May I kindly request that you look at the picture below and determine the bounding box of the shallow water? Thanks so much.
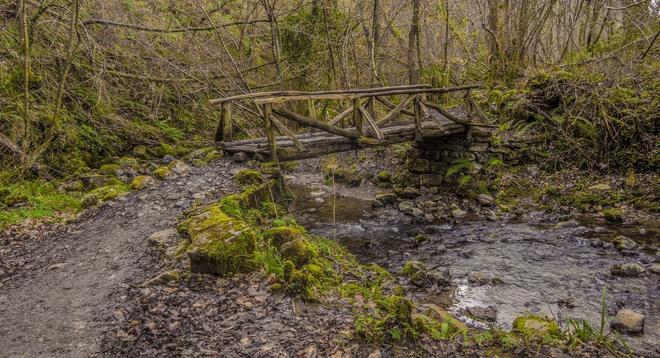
[289,183,659,353]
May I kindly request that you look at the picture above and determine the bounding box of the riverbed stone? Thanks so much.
[233,152,248,162]
[420,174,444,186]
[613,236,639,254]
[398,201,415,214]
[374,192,397,205]
[477,194,494,206]
[610,309,645,334]
[467,306,497,322]
[650,263,660,275]
[610,263,645,277]
[467,271,490,286]
[451,207,468,219]
[401,187,421,199]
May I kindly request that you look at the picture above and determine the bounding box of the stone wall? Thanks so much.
[406,126,538,186]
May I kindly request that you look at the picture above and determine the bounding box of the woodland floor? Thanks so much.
[0,159,239,357]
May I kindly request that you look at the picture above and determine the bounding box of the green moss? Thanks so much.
[513,315,561,342]
[280,238,319,266]
[117,156,140,170]
[355,295,417,343]
[0,181,82,229]
[375,171,392,188]
[131,175,154,190]
[401,260,425,277]
[264,226,304,247]
[99,163,120,175]
[601,207,624,222]
[153,166,171,180]
[234,169,264,186]
[81,184,129,207]
[181,205,257,276]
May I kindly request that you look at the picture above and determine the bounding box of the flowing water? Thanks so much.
[288,183,659,353]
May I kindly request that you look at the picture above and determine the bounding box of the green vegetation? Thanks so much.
[0,180,81,229]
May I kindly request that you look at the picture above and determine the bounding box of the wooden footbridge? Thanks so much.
[210,84,487,163]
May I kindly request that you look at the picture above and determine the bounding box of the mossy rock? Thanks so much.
[375,171,392,188]
[182,205,257,276]
[117,156,140,171]
[81,184,128,207]
[280,238,318,267]
[512,315,560,340]
[148,143,177,157]
[153,166,172,180]
[132,145,149,159]
[401,260,426,277]
[234,169,264,186]
[601,208,624,223]
[187,147,222,167]
[131,175,156,190]
[264,226,304,248]
[99,163,120,175]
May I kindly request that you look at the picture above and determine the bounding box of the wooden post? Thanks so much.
[352,97,362,137]
[367,97,375,120]
[414,95,422,141]
[263,103,278,164]
[215,102,233,142]
[306,99,315,119]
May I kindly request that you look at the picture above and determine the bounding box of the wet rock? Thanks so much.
[513,315,560,339]
[401,187,421,199]
[418,304,468,333]
[398,201,415,214]
[477,194,494,206]
[162,155,175,164]
[467,271,490,286]
[142,271,178,287]
[233,152,248,162]
[314,197,325,204]
[169,160,191,176]
[613,236,639,255]
[650,263,660,275]
[555,219,579,229]
[374,192,397,206]
[467,306,497,322]
[298,345,317,358]
[610,263,645,277]
[367,350,382,358]
[610,309,645,334]
[451,207,468,219]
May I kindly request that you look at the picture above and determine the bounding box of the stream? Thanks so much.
[288,182,659,353]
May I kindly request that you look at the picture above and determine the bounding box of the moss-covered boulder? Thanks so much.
[81,184,128,207]
[513,315,560,340]
[601,208,624,223]
[132,145,149,159]
[234,169,264,186]
[153,166,171,180]
[264,226,304,248]
[131,175,156,190]
[181,205,257,276]
[186,147,222,167]
[375,171,392,188]
[280,238,318,266]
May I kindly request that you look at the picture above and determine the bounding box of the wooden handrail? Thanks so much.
[209,84,434,104]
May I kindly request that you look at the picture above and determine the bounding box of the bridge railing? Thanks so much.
[208,84,486,163]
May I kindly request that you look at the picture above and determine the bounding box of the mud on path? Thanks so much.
[0,159,239,358]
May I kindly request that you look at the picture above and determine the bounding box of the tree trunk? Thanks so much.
[262,0,286,90]
[408,0,421,84]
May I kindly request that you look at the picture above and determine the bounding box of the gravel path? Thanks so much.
[0,159,239,358]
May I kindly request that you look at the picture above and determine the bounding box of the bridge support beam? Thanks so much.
[262,103,279,165]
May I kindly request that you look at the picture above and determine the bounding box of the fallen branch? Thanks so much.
[82,18,269,33]
[0,132,53,180]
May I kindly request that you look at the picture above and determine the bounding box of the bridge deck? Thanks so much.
[220,110,465,161]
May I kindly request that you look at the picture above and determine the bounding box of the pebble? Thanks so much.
[610,309,645,334]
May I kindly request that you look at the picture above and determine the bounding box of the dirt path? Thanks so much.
[0,159,239,358]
